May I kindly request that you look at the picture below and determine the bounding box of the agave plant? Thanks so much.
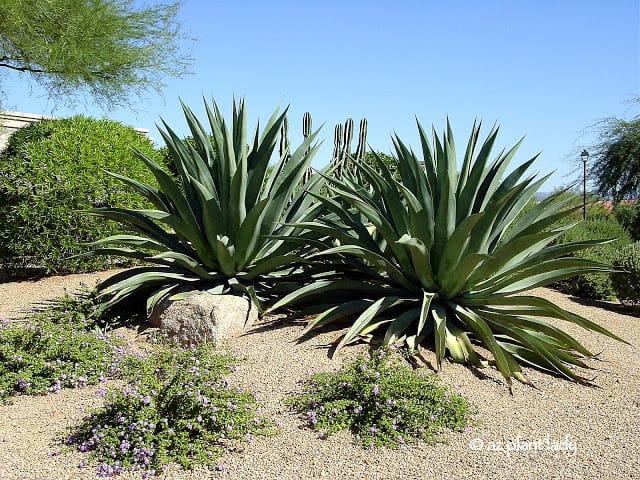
[271,120,627,388]
[85,98,324,317]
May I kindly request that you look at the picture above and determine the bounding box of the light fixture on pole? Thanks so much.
[580,149,589,220]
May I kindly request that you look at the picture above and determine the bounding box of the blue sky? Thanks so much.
[3,0,639,191]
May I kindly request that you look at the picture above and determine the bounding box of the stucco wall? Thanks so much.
[0,111,54,151]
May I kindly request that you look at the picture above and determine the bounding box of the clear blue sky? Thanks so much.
[3,0,639,191]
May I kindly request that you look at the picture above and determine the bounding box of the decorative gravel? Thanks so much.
[0,272,638,479]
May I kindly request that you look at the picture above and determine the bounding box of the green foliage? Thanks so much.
[613,201,640,241]
[272,119,626,387]
[0,296,129,402]
[0,0,191,108]
[554,217,632,300]
[363,151,398,180]
[287,348,470,447]
[611,243,640,308]
[67,344,273,477]
[0,115,161,275]
[588,112,640,202]
[157,135,217,178]
[87,98,325,318]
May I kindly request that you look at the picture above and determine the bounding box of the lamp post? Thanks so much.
[580,149,589,220]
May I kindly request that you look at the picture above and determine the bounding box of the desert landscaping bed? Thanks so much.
[0,272,638,480]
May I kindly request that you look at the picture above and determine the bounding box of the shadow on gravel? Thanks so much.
[563,293,640,318]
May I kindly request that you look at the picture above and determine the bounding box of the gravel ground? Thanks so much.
[0,271,639,480]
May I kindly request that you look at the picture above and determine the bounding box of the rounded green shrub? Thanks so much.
[611,243,640,308]
[555,216,632,300]
[613,202,640,241]
[0,115,161,276]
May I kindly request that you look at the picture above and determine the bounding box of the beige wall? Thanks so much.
[0,110,149,151]
[0,111,54,151]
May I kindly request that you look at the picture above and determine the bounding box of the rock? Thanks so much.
[149,293,257,346]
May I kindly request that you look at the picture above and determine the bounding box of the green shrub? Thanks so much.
[0,115,161,276]
[67,344,274,476]
[0,295,130,402]
[611,243,640,308]
[555,217,632,300]
[613,202,640,241]
[287,348,470,448]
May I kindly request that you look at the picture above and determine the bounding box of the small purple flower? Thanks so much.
[372,384,379,395]
[16,377,30,390]
[369,427,377,434]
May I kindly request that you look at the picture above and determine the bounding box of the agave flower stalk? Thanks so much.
[84,98,325,318]
[271,119,627,388]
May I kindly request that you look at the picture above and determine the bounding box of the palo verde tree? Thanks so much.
[588,101,640,202]
[0,0,192,109]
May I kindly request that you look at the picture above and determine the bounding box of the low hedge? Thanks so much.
[554,216,632,300]
[611,243,640,308]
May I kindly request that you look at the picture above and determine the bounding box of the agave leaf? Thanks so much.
[440,252,490,297]
[146,284,181,315]
[77,247,154,263]
[456,122,500,219]
[452,304,513,385]
[242,254,309,280]
[327,183,413,270]
[431,303,447,371]
[472,257,611,295]
[395,235,436,290]
[104,168,170,211]
[336,297,402,352]
[477,308,593,356]
[464,294,628,344]
[99,271,199,297]
[269,279,399,313]
[86,207,169,242]
[150,251,216,279]
[436,212,483,279]
[215,235,236,277]
[488,321,592,383]
[86,234,170,252]
[383,307,421,345]
[417,291,435,337]
[456,119,480,198]
[306,299,377,333]
[235,198,270,269]
[310,244,416,291]
[500,348,533,387]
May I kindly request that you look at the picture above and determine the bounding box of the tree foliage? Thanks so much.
[588,105,640,202]
[0,0,191,108]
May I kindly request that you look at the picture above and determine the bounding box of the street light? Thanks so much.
[580,149,589,220]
